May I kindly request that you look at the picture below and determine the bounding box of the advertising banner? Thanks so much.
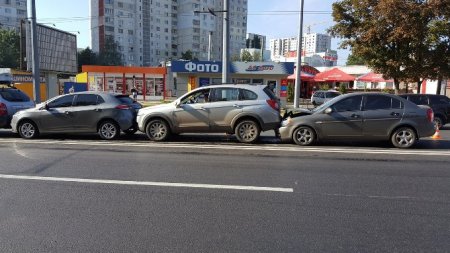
[171,61,294,75]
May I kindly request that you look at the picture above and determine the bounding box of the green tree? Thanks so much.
[346,51,365,65]
[0,29,20,68]
[252,51,262,62]
[181,50,193,60]
[231,54,241,61]
[241,49,253,62]
[329,0,449,94]
[77,47,97,72]
[98,36,123,66]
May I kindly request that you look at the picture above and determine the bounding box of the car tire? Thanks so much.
[146,119,170,141]
[391,127,416,148]
[235,120,260,143]
[98,120,120,140]
[434,116,444,130]
[293,126,315,146]
[18,120,39,139]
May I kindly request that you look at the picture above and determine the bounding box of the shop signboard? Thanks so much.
[280,79,288,97]
[199,77,210,87]
[172,61,222,73]
[171,61,294,75]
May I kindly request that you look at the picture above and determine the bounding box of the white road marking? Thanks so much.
[0,174,293,193]
[0,139,449,156]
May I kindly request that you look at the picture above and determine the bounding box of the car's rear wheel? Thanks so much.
[18,120,39,139]
[293,126,315,146]
[146,119,170,141]
[98,120,120,140]
[391,127,416,148]
[434,116,444,129]
[235,120,260,143]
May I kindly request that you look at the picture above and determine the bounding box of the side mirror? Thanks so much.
[324,107,333,114]
[175,100,181,108]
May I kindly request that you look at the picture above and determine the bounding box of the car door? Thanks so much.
[172,89,210,132]
[71,94,104,132]
[206,87,242,131]
[362,94,404,137]
[315,95,364,137]
[38,94,75,132]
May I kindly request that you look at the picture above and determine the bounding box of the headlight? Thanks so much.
[281,117,292,127]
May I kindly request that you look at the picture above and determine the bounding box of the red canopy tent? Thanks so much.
[287,71,315,81]
[314,68,355,82]
[357,72,393,82]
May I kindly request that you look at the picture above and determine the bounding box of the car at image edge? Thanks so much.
[279,92,435,148]
[0,87,35,129]
[137,84,281,143]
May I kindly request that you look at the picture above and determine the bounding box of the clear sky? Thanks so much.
[35,0,349,65]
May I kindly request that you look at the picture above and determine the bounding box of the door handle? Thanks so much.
[94,108,102,112]
[233,104,241,108]
[64,111,71,115]
[200,107,207,111]
[351,114,360,118]
[390,112,400,116]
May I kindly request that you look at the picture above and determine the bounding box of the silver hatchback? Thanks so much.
[279,93,436,148]
[137,84,281,143]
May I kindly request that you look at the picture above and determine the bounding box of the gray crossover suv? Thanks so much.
[137,84,281,143]
[11,92,140,140]
[279,93,435,148]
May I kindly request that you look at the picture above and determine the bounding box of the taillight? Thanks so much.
[266,99,279,111]
[427,108,434,123]
[0,103,7,116]
[115,104,130,110]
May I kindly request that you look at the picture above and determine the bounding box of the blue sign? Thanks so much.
[199,78,210,87]
[171,61,222,73]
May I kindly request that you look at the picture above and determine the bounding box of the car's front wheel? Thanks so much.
[235,120,260,143]
[293,126,315,146]
[391,127,416,148]
[434,116,444,130]
[146,119,170,141]
[18,120,39,139]
[98,120,120,140]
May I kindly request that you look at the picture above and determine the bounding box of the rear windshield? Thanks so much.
[115,95,135,104]
[0,89,31,102]
[327,92,340,98]
[263,86,278,100]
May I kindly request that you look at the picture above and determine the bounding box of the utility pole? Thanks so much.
[222,0,230,83]
[294,0,304,108]
[29,0,41,103]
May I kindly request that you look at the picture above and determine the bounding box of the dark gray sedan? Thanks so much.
[11,92,141,140]
[279,93,436,148]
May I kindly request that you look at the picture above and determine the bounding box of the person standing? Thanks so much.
[131,85,138,101]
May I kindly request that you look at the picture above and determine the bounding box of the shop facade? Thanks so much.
[79,65,167,101]
[171,61,294,103]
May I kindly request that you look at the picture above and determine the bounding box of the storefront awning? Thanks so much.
[357,72,393,82]
[314,68,355,82]
[287,71,315,80]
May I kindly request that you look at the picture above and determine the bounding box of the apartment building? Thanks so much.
[90,0,248,66]
[0,0,27,32]
[269,33,332,59]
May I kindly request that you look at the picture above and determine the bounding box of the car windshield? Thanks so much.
[0,89,31,102]
[312,95,341,113]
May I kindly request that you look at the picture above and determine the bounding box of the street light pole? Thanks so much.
[294,0,305,108]
[29,0,41,103]
[222,0,230,83]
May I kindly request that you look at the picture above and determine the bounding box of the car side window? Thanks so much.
[74,94,99,106]
[47,95,75,108]
[181,89,210,104]
[210,88,239,102]
[429,96,448,105]
[409,96,428,105]
[239,89,257,100]
[364,95,392,110]
[332,95,362,112]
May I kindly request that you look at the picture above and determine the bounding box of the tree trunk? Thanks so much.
[394,79,400,94]
[436,78,442,95]
[417,80,422,94]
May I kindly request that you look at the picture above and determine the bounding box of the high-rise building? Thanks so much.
[90,0,248,66]
[0,0,27,32]
[269,33,331,59]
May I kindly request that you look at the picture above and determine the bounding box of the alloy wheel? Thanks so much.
[99,122,119,140]
[293,127,315,146]
[19,122,37,139]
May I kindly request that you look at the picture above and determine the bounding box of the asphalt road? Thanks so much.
[0,128,449,252]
